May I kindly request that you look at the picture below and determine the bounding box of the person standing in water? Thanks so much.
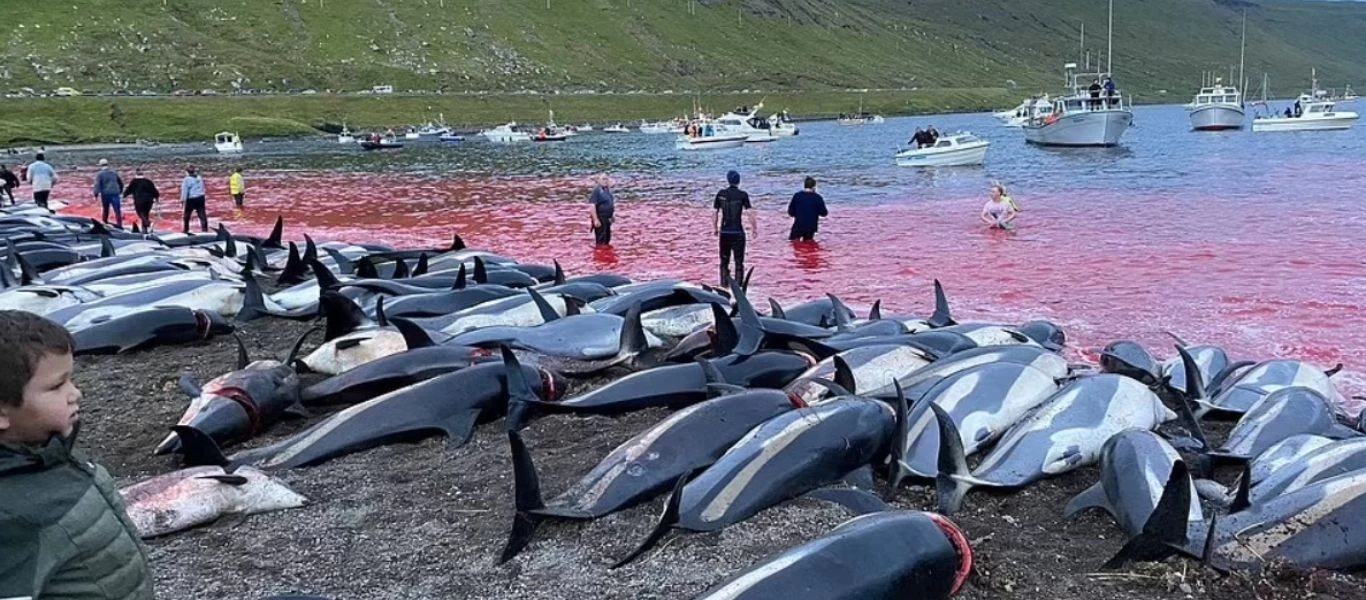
[180,166,208,233]
[123,168,160,232]
[588,174,615,246]
[980,183,1018,230]
[26,152,58,208]
[0,164,18,205]
[228,167,245,210]
[92,158,125,229]
[787,176,828,241]
[714,170,757,288]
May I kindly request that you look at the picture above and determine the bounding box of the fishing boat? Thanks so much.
[639,119,686,135]
[996,95,1055,127]
[895,132,990,167]
[577,124,595,132]
[836,95,884,126]
[438,133,465,143]
[359,135,403,150]
[603,124,630,133]
[480,123,532,143]
[337,124,355,145]
[674,126,748,151]
[403,129,421,140]
[532,128,570,142]
[1251,70,1360,132]
[213,132,243,154]
[1187,12,1246,131]
[1024,1,1132,147]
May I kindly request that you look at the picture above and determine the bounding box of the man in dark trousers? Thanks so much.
[589,174,615,246]
[714,170,757,287]
[122,167,161,232]
[0,165,18,204]
[787,176,828,241]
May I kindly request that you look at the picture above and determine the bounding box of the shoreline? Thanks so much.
[0,89,1017,147]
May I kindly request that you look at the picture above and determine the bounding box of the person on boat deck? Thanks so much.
[714,170,756,288]
[787,176,828,242]
[927,126,940,145]
[1103,77,1117,105]
[704,123,714,137]
[1283,107,1293,118]
[1293,99,1303,117]
[1088,80,1103,108]
[981,184,1019,230]
[589,174,615,247]
[910,127,926,147]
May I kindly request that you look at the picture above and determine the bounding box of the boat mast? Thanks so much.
[1237,10,1246,94]
[1106,0,1114,76]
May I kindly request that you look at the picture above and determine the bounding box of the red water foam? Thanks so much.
[55,168,1366,412]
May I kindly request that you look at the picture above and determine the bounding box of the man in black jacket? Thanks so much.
[0,165,17,204]
[122,168,161,232]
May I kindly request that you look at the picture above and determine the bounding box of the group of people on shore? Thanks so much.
[589,170,1020,287]
[0,153,246,233]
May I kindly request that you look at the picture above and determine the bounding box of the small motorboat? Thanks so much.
[481,123,532,143]
[603,124,630,133]
[675,132,748,151]
[337,124,355,144]
[214,132,243,154]
[895,132,990,167]
[438,133,465,143]
[359,135,404,150]
[1252,98,1358,132]
[533,129,569,142]
[577,124,595,132]
[403,129,421,140]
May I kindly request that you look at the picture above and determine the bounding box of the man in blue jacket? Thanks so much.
[787,176,828,241]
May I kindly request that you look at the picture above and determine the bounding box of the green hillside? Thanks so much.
[1,0,1362,144]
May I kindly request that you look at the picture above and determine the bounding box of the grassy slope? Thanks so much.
[0,0,1362,144]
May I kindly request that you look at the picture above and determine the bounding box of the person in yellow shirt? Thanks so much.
[229,167,245,209]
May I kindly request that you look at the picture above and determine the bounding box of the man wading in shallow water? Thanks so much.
[714,170,757,287]
[589,174,615,246]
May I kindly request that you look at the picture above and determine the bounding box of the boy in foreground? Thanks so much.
[0,311,154,600]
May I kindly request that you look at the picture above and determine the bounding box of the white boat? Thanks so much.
[895,132,990,167]
[438,133,465,143]
[1188,13,1246,132]
[675,130,748,151]
[639,120,682,135]
[1024,1,1133,147]
[996,95,1055,127]
[1252,99,1358,132]
[213,132,243,154]
[403,130,421,140]
[481,123,532,143]
[337,124,355,145]
[836,96,884,126]
[577,124,595,132]
[603,124,630,133]
[1187,82,1245,131]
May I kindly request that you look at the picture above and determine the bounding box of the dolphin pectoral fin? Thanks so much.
[196,474,250,485]
[832,355,857,393]
[178,373,203,397]
[611,470,690,570]
[173,425,231,467]
[1101,461,1194,570]
[499,430,547,564]
[1062,483,1109,520]
[930,402,975,516]
[840,465,877,491]
[1325,363,1344,377]
[438,409,484,448]
[804,487,889,516]
[283,403,313,420]
[888,381,911,489]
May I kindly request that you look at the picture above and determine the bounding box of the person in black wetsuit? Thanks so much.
[787,176,828,241]
[714,170,757,288]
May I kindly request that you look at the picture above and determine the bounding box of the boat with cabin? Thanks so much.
[895,132,990,167]
[1187,12,1246,131]
[1023,0,1133,147]
[996,95,1055,127]
[214,132,243,154]
[337,124,355,145]
[481,123,533,143]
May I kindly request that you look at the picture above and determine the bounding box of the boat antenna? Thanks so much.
[1079,21,1085,68]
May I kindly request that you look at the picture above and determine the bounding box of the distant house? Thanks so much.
[373,85,394,94]
[53,87,82,96]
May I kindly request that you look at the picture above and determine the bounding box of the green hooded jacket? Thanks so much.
[0,429,153,600]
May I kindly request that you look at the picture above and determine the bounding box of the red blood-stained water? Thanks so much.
[50,108,1366,411]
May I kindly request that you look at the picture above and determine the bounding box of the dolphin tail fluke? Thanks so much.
[173,425,231,467]
[709,303,738,356]
[392,317,436,349]
[1062,482,1110,520]
[929,279,955,328]
[611,472,687,569]
[265,216,284,248]
[930,401,978,515]
[413,254,429,277]
[527,288,560,323]
[499,430,547,563]
[767,298,786,319]
[1101,460,1194,570]
[236,272,268,323]
[277,242,306,285]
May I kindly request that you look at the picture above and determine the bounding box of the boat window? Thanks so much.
[936,140,952,148]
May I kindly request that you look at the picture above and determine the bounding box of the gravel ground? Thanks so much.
[74,317,1366,600]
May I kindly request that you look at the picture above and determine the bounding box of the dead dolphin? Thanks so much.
[497,388,798,562]
[1099,340,1162,386]
[1063,429,1203,538]
[119,466,306,538]
[692,511,973,600]
[1207,386,1359,463]
[72,307,234,355]
[785,345,936,405]
[299,345,494,406]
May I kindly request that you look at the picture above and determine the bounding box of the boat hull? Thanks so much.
[1023,110,1133,147]
[1189,104,1245,131]
[214,144,243,154]
[895,142,989,167]
[1252,113,1358,132]
[675,135,748,151]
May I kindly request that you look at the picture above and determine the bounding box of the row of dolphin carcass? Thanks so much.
[3,202,1364,597]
